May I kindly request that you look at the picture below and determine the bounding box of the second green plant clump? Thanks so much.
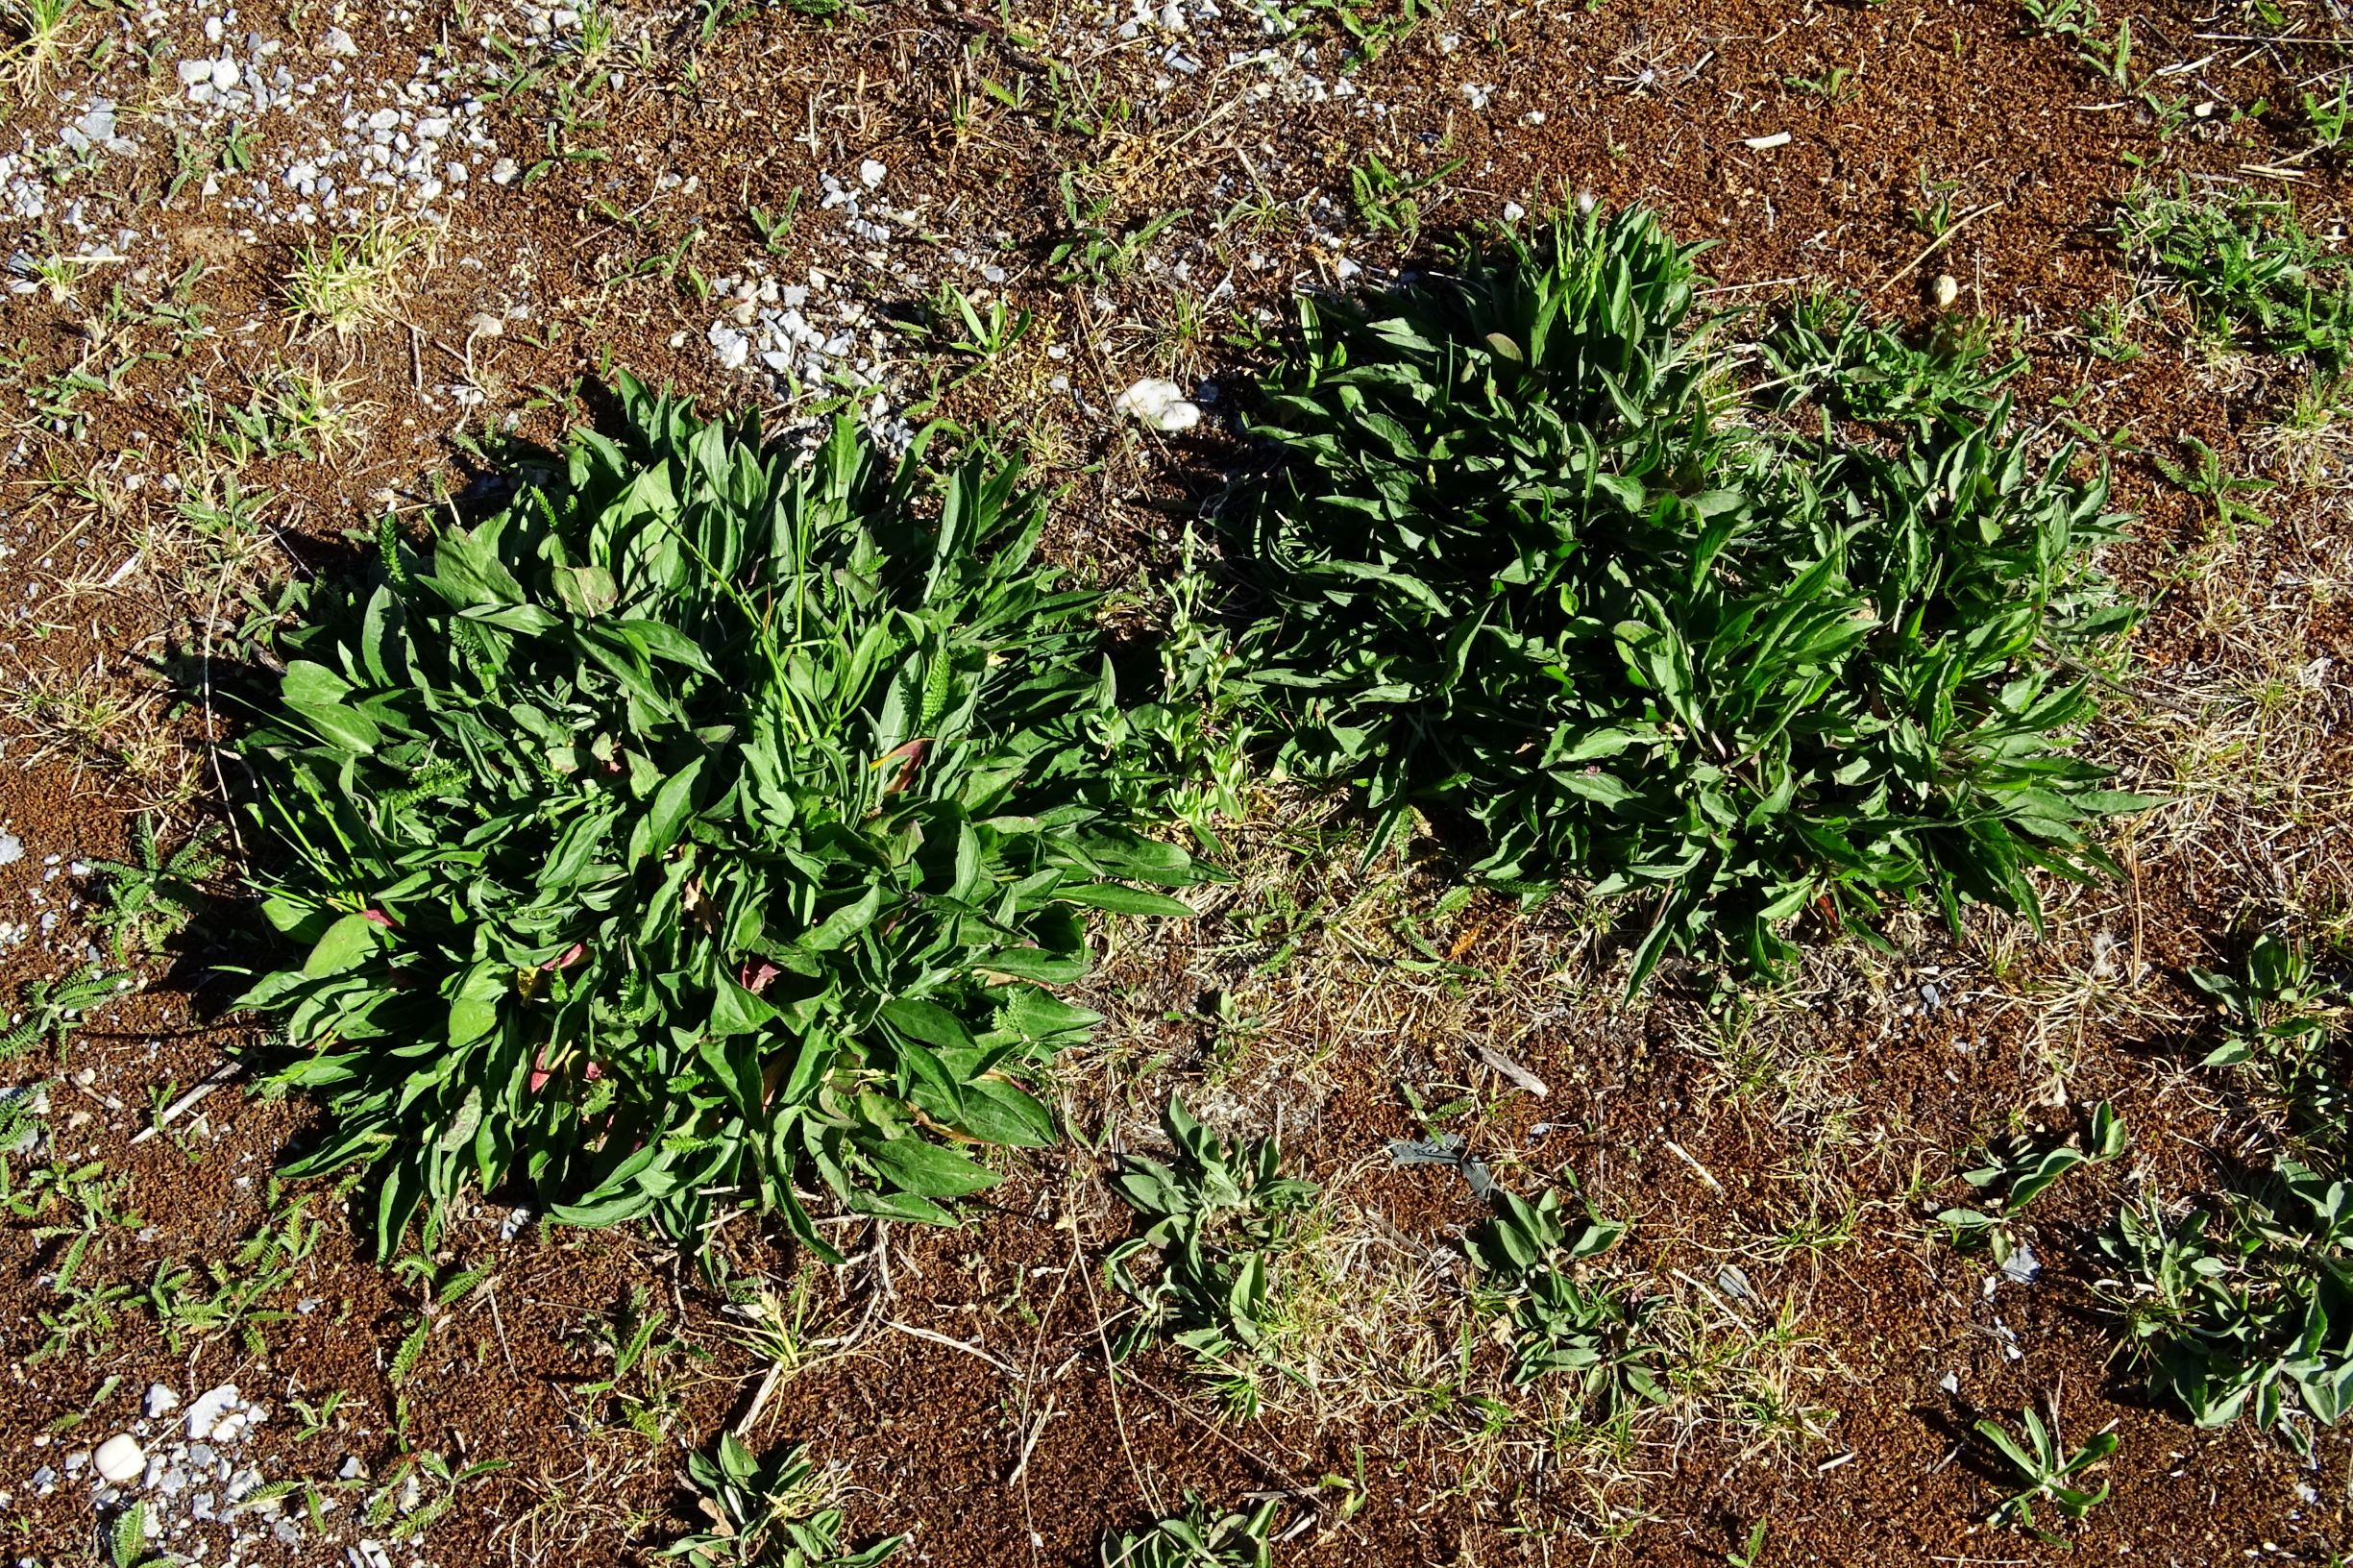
[1229,208,2146,986]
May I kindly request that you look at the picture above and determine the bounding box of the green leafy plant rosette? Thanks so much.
[1229,207,2147,987]
[233,378,1211,1256]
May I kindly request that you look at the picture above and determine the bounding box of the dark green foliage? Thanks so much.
[2119,181,2353,367]
[1464,1185,1664,1404]
[233,378,1212,1258]
[2100,1164,2353,1444]
[1107,1099,1318,1406]
[1231,208,2146,988]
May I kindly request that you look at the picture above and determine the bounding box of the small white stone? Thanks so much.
[1114,378,1202,434]
[177,58,212,85]
[322,25,358,55]
[858,158,886,188]
[142,1384,180,1418]
[1930,272,1959,310]
[184,1385,239,1442]
[489,157,520,185]
[93,1434,144,1485]
[209,56,239,91]
[1502,201,1526,222]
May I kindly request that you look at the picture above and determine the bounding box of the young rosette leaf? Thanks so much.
[231,376,1211,1257]
[1229,206,2149,989]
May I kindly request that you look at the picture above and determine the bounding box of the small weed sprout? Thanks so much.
[283,217,435,334]
[0,0,81,94]
[0,968,132,1060]
[86,816,223,963]
[1975,1401,2120,1541]
[1938,1101,2126,1251]
[2099,1165,2353,1442]
[2306,79,2353,151]
[1107,1099,1320,1415]
[1464,1185,1668,1408]
[2190,933,2348,1153]
[2118,182,2353,368]
[1101,1498,1280,1568]
[663,1436,903,1567]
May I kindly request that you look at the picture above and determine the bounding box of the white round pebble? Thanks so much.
[93,1434,144,1484]
[1115,378,1203,433]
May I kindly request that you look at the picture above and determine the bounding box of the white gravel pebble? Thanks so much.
[184,1385,238,1442]
[858,158,886,188]
[143,1384,180,1418]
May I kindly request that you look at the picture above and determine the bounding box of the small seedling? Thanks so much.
[1464,1185,1666,1406]
[1347,152,1462,241]
[0,968,130,1060]
[1975,1401,2119,1541]
[283,217,434,334]
[1783,64,1854,103]
[748,192,800,253]
[2100,1162,2353,1441]
[2308,80,2353,149]
[2120,182,2353,368]
[86,815,222,962]
[662,1435,902,1566]
[928,283,1031,362]
[2191,933,2346,1151]
[1107,1099,1318,1411]
[2151,435,2274,538]
[0,0,82,93]
[1938,1103,2126,1250]
[1101,1498,1279,1568]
